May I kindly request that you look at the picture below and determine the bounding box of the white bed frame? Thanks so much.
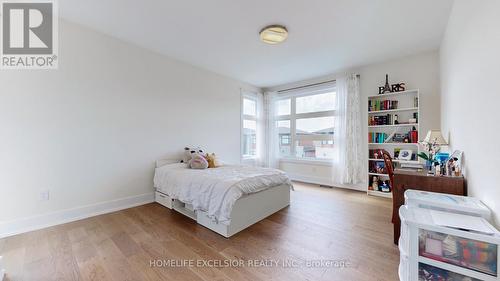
[155,185,290,238]
[154,159,291,238]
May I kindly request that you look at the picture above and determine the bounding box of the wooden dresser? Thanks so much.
[392,170,466,244]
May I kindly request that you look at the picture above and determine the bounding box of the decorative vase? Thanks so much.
[426,160,434,174]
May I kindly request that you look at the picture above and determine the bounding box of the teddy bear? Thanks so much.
[181,146,203,163]
[181,147,208,169]
[190,152,208,169]
[205,153,221,168]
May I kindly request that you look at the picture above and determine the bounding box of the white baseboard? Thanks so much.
[0,192,154,239]
[288,173,332,186]
[288,173,366,192]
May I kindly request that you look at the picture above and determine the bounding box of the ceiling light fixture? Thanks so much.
[259,25,288,45]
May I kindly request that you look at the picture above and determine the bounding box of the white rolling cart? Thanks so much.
[399,206,499,281]
[404,190,492,221]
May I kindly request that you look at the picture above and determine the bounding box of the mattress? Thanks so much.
[153,163,292,223]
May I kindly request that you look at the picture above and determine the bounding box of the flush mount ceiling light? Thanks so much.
[259,25,288,44]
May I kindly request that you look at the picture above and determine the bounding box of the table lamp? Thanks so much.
[423,130,447,145]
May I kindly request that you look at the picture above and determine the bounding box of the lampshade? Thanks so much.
[423,130,447,145]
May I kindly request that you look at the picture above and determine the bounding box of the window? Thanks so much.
[243,98,256,116]
[274,86,336,160]
[242,95,259,158]
[276,99,291,115]
[296,116,335,159]
[281,135,290,145]
[296,92,336,114]
[277,120,291,156]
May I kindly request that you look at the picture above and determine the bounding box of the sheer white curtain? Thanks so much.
[255,92,266,166]
[240,89,265,167]
[332,74,364,185]
[264,91,279,168]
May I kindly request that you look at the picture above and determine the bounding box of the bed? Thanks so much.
[153,160,292,237]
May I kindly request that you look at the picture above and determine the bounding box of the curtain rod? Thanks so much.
[277,79,336,93]
[277,74,360,93]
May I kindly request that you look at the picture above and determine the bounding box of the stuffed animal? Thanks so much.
[181,146,208,169]
[205,153,221,168]
[190,153,209,169]
[181,146,204,164]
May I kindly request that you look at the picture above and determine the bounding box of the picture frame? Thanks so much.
[398,149,413,161]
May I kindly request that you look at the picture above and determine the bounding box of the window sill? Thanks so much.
[242,156,258,161]
[279,157,333,166]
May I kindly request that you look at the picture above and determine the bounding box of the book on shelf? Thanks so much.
[369,149,384,159]
[370,128,418,144]
[409,130,418,143]
[368,132,388,143]
[369,114,393,125]
[368,99,398,112]
[389,128,418,144]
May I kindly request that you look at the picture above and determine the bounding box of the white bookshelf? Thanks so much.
[368,107,418,114]
[369,142,418,146]
[368,124,417,128]
[367,190,392,198]
[367,89,420,198]
[367,89,419,98]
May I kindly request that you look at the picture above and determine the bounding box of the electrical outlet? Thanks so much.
[39,190,50,201]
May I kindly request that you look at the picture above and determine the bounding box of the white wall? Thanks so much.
[0,21,256,231]
[440,0,500,226]
[266,51,441,190]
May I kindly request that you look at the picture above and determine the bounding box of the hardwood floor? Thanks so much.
[0,182,399,281]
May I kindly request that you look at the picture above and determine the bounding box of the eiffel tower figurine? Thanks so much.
[382,74,392,94]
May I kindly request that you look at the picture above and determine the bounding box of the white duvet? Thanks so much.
[153,163,292,223]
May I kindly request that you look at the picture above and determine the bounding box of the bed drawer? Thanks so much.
[172,200,196,220]
[155,191,172,209]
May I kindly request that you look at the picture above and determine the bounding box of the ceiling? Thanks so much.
[60,0,454,88]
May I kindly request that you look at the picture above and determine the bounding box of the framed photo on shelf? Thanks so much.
[398,149,413,161]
